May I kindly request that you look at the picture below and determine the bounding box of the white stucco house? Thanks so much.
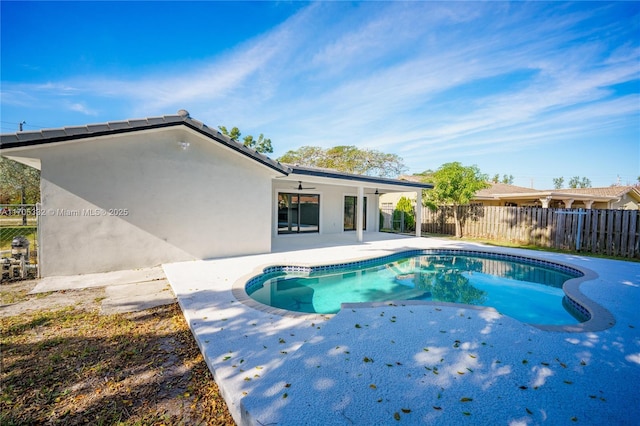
[0,110,431,277]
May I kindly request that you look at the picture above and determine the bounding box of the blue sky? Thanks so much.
[2,1,638,189]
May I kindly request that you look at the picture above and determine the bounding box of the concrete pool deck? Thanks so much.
[162,234,640,425]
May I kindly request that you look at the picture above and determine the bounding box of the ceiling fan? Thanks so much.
[295,181,316,190]
[365,189,385,195]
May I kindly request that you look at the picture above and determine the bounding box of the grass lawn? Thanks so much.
[0,299,235,425]
[0,226,37,252]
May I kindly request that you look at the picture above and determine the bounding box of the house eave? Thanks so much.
[289,165,433,191]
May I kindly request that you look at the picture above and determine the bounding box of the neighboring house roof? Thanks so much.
[0,110,431,190]
[474,183,537,199]
[474,182,639,203]
[548,186,639,198]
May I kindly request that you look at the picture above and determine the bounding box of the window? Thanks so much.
[344,196,366,231]
[278,193,319,234]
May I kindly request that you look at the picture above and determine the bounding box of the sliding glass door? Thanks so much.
[344,196,366,231]
[278,193,320,234]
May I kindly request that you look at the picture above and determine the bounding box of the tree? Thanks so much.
[393,196,415,232]
[0,157,40,224]
[568,176,592,189]
[0,157,40,204]
[553,177,564,189]
[218,125,273,154]
[423,162,489,238]
[277,145,407,178]
[491,174,514,184]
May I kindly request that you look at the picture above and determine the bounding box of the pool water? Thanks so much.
[247,254,584,325]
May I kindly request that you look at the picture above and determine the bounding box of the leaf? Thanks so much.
[519,386,528,390]
[283,393,288,399]
[223,356,231,361]
[526,407,533,415]
[401,408,411,413]
[284,383,291,388]
[394,412,401,421]
[522,359,528,364]
[460,397,473,402]
[457,371,465,375]
[369,384,377,389]
[468,354,476,359]
[355,324,362,328]
[433,406,442,410]
[462,412,471,416]
[423,348,430,352]
[363,356,374,363]
[564,380,573,385]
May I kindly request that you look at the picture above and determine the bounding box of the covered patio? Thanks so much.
[271,165,430,243]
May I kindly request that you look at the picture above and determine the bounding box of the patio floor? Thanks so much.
[162,233,640,425]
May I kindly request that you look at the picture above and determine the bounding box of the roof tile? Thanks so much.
[127,119,149,128]
[86,124,111,133]
[108,121,133,130]
[146,116,167,126]
[63,126,89,136]
[42,129,68,139]
[0,134,20,144]
[15,131,43,141]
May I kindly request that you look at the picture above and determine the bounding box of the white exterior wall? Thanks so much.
[27,128,276,276]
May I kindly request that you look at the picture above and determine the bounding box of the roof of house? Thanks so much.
[474,182,640,201]
[475,183,537,198]
[0,109,289,175]
[0,109,431,190]
[549,186,639,198]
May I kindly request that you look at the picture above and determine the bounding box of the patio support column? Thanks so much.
[561,198,575,209]
[357,186,364,242]
[583,200,594,209]
[415,189,422,237]
[539,196,552,208]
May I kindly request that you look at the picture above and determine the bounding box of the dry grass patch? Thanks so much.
[1,302,234,425]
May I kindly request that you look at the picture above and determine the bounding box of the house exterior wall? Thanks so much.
[27,128,276,276]
[611,193,639,210]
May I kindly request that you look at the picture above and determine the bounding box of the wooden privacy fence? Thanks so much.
[421,206,639,259]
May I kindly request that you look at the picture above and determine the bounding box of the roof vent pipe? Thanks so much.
[177,109,190,118]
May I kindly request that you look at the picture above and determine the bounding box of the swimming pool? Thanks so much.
[245,250,588,325]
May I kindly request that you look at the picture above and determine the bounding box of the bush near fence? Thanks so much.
[420,206,639,259]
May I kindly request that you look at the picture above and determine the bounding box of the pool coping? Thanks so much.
[232,248,616,333]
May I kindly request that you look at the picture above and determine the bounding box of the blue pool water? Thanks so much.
[246,252,585,325]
